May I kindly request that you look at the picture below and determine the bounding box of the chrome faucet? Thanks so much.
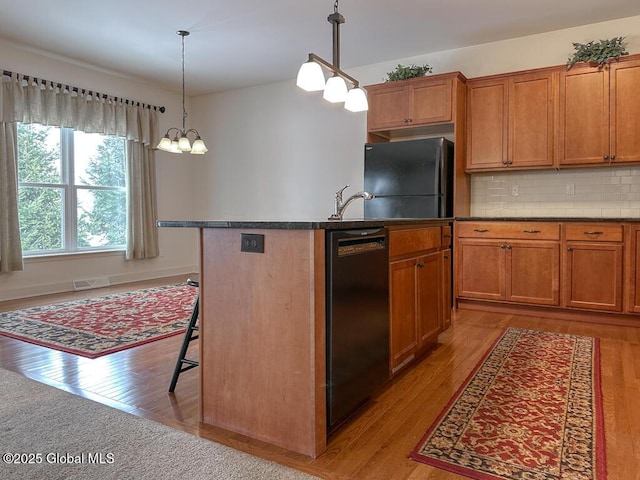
[328,185,374,220]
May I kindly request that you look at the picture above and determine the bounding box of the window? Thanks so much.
[17,123,127,256]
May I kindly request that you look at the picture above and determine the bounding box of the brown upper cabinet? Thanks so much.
[366,73,463,133]
[558,57,640,166]
[466,70,557,171]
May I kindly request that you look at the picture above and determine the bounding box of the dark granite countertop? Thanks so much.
[455,217,640,223]
[157,218,453,230]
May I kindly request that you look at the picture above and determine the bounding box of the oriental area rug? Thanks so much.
[0,284,198,358]
[410,327,606,480]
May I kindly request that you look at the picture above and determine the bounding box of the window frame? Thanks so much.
[17,124,127,257]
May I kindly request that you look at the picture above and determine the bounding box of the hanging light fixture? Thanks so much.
[157,30,208,155]
[296,0,368,112]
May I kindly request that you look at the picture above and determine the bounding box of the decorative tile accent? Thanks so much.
[471,166,640,218]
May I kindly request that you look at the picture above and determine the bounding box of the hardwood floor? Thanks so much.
[1,278,639,479]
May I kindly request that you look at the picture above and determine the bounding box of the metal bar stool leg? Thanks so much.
[168,280,200,393]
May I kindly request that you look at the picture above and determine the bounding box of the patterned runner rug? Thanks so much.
[0,284,198,358]
[410,327,606,480]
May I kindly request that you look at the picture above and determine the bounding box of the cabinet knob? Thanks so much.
[416,262,425,268]
[567,246,573,252]
[603,154,609,160]
[611,154,616,160]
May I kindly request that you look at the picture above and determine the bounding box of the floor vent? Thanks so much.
[73,276,111,291]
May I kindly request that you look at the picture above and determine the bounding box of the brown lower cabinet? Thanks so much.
[626,224,640,313]
[388,225,451,376]
[441,249,452,329]
[457,239,560,305]
[456,220,640,321]
[562,224,624,312]
[456,222,561,306]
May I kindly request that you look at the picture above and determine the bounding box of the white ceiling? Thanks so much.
[1,0,640,96]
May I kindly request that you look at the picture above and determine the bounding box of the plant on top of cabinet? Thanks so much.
[566,37,628,69]
[386,63,433,82]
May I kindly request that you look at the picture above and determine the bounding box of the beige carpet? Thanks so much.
[0,368,321,480]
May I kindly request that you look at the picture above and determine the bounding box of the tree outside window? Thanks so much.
[17,123,126,255]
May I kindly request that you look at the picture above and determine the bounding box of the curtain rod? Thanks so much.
[2,69,165,113]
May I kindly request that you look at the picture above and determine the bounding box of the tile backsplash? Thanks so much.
[470,166,640,218]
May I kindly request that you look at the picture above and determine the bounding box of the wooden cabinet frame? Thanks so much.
[558,57,640,166]
[562,241,623,311]
[367,73,461,133]
[466,70,557,171]
[455,221,640,325]
[388,224,451,376]
[456,238,560,305]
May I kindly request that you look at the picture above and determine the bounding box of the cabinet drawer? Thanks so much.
[564,224,623,242]
[389,227,441,258]
[456,222,560,240]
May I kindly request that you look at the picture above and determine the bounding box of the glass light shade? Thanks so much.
[344,87,369,112]
[178,135,192,152]
[157,136,172,151]
[323,75,348,103]
[296,61,326,91]
[190,138,208,154]
[169,139,182,154]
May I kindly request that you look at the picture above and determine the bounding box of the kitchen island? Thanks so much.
[157,218,452,457]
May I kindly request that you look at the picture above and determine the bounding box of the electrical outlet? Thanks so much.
[241,233,264,253]
[511,185,519,196]
[566,184,575,195]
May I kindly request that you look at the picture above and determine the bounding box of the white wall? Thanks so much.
[190,81,367,220]
[0,42,199,300]
[190,15,640,221]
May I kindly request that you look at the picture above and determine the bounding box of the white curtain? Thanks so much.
[0,72,160,272]
[0,121,22,272]
[126,140,159,260]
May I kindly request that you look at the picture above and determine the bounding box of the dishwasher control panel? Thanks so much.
[337,238,385,256]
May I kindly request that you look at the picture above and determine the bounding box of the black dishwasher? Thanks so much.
[326,228,389,433]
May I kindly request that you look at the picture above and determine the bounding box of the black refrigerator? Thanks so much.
[364,137,453,219]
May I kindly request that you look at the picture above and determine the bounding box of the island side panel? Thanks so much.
[199,228,327,457]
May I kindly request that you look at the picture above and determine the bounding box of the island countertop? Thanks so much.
[156,217,452,230]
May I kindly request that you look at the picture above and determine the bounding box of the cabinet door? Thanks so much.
[558,66,610,165]
[626,227,640,313]
[506,241,560,305]
[410,78,452,125]
[562,243,623,311]
[441,249,452,330]
[389,258,418,371]
[508,72,556,168]
[457,239,505,300]
[466,79,508,169]
[416,252,442,351]
[610,59,640,163]
[367,84,410,131]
